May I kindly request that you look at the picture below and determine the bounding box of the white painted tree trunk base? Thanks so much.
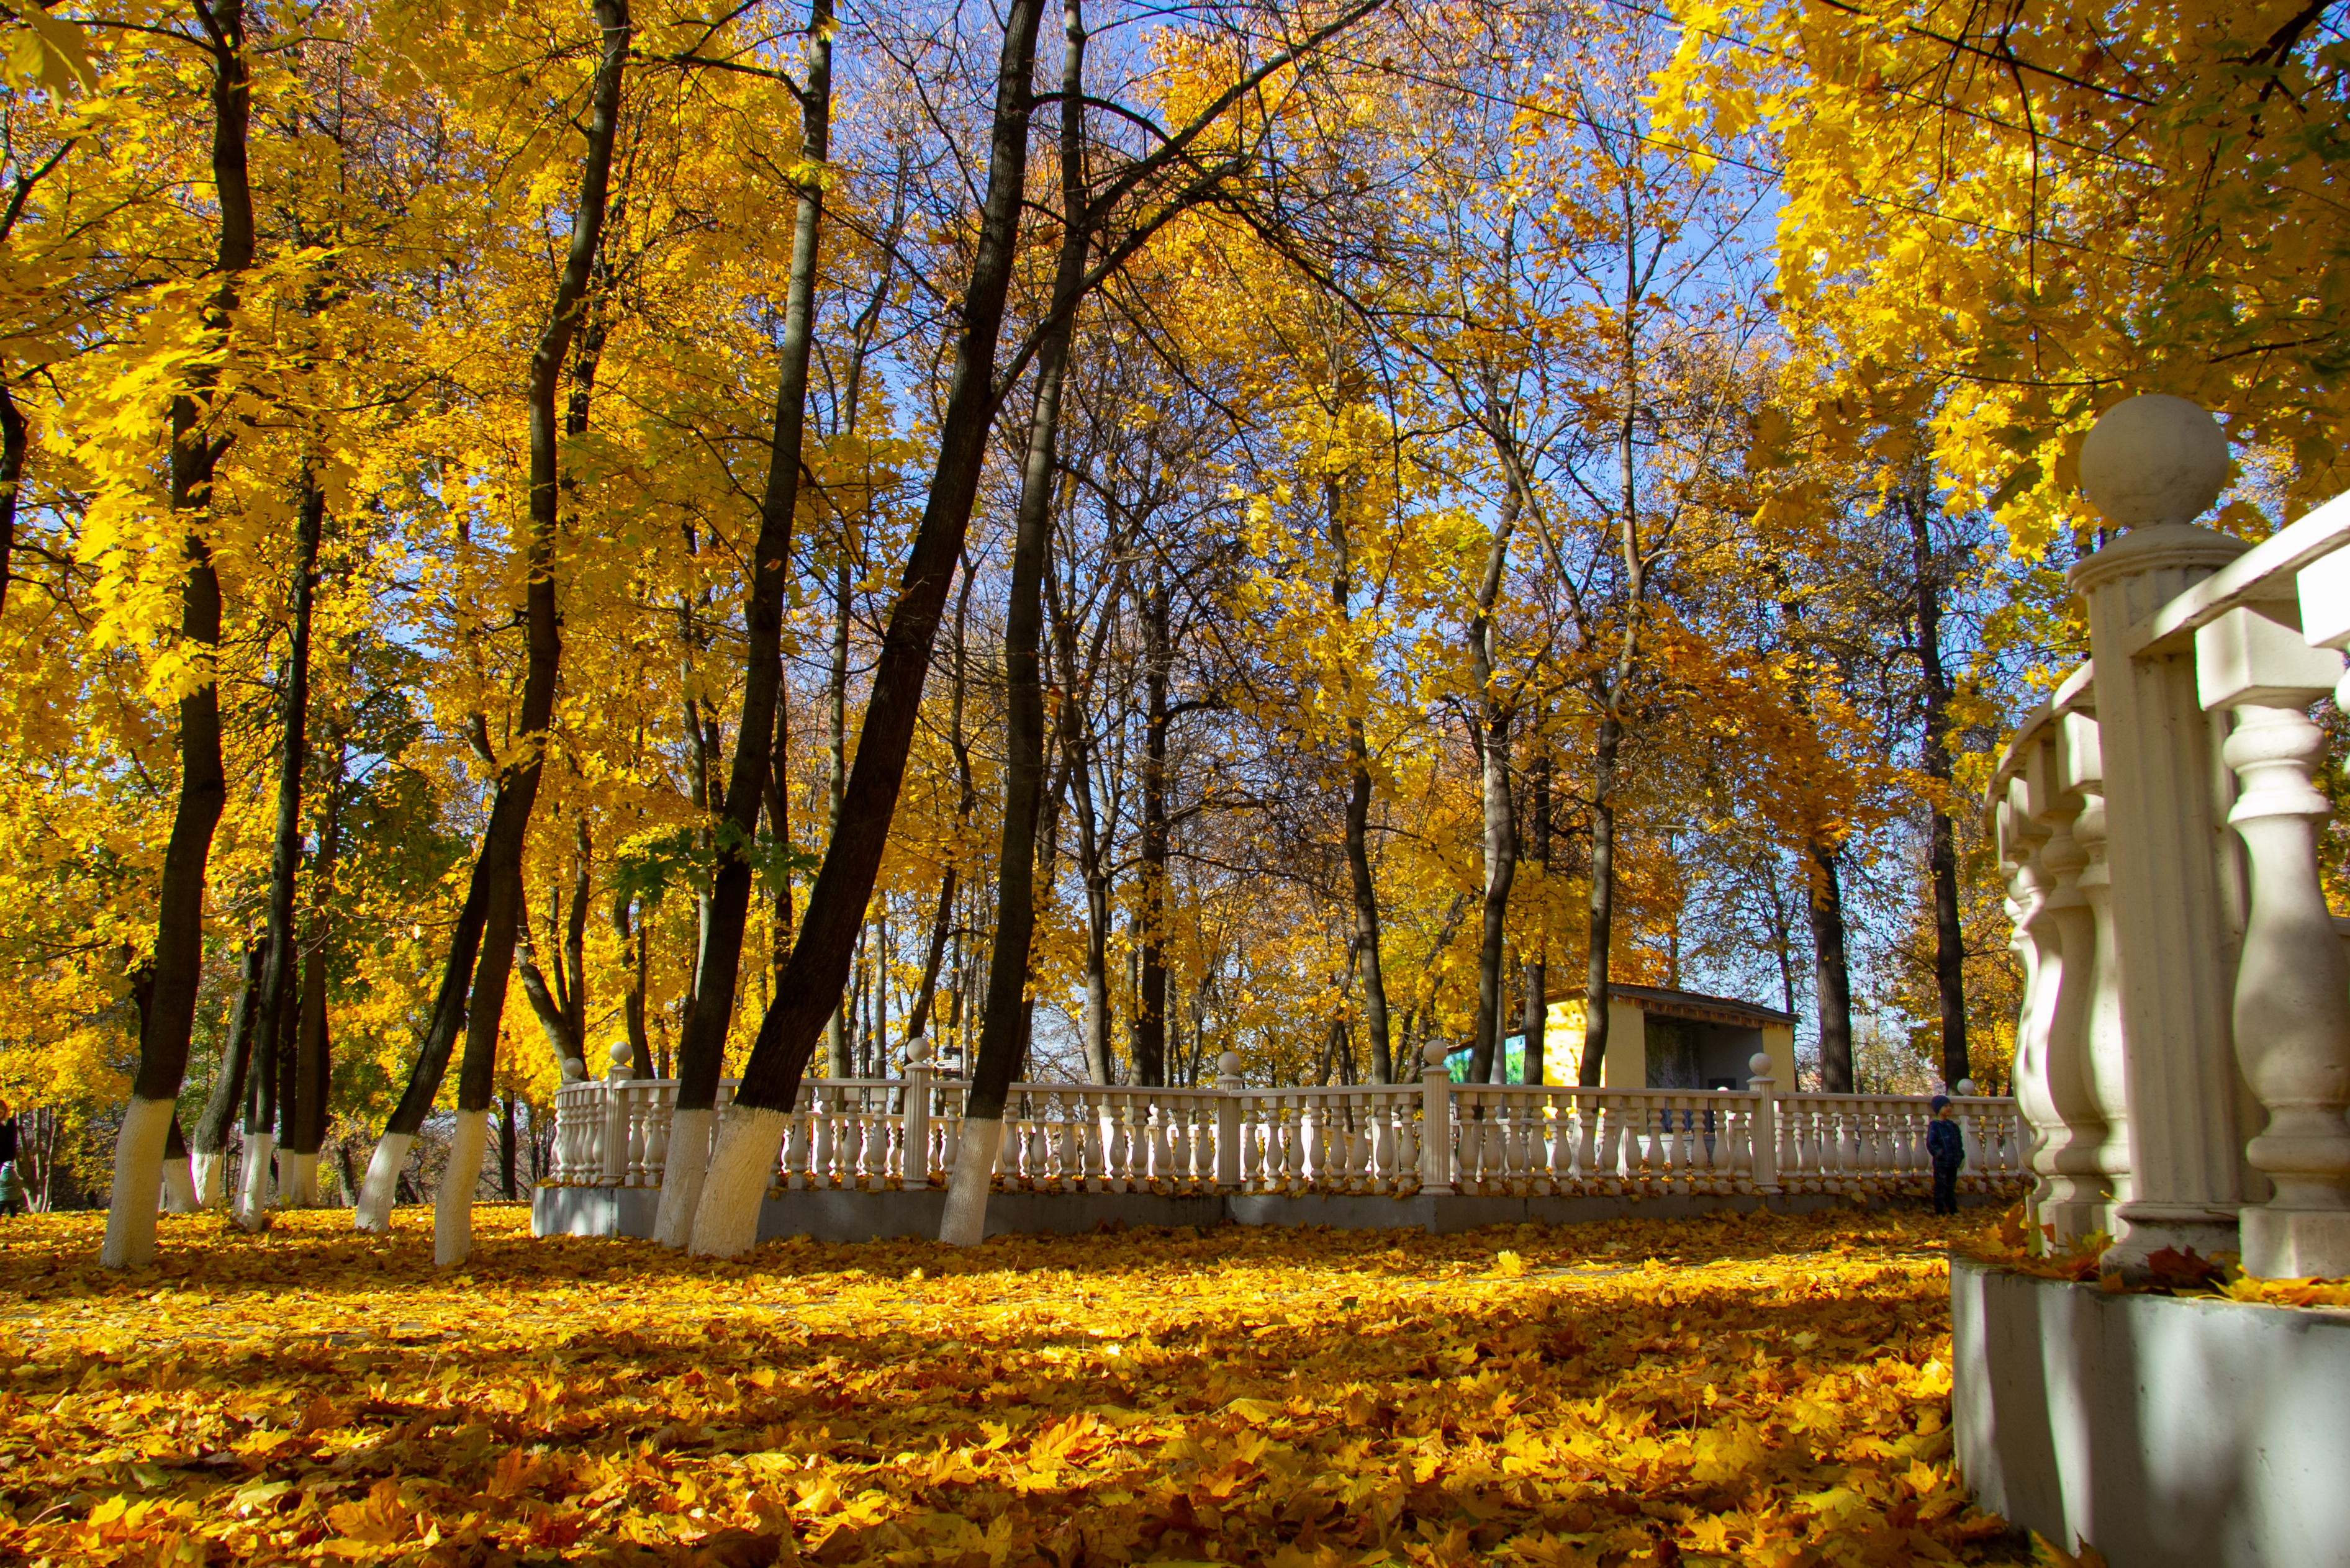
[191,1149,225,1209]
[939,1118,1004,1247]
[654,1107,714,1250]
[101,1097,176,1268]
[687,1106,788,1258]
[235,1131,275,1232]
[355,1132,414,1232]
[160,1156,197,1214]
[278,1151,320,1207]
[435,1110,489,1267]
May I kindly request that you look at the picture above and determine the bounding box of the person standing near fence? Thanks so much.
[1926,1094,1964,1215]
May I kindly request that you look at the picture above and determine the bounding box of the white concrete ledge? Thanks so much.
[1953,1256,2350,1567]
[532,1182,2009,1245]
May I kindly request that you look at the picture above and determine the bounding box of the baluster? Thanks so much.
[2203,603,2350,1277]
[1060,1100,1083,1192]
[1105,1097,1132,1190]
[637,1091,664,1187]
[864,1093,888,1190]
[782,1101,809,1190]
[810,1092,836,1189]
[1677,1096,1701,1191]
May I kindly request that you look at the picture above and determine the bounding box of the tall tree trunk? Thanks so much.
[1579,202,1658,1093]
[104,0,255,1271]
[903,580,974,1050]
[652,0,836,1246]
[903,867,956,1043]
[1329,475,1391,1083]
[1521,745,1550,1086]
[823,552,852,1077]
[279,737,346,1204]
[1466,487,1518,1084]
[0,383,25,620]
[500,1093,518,1199]
[360,139,631,1233]
[1134,569,1172,1088]
[1054,597,1119,1083]
[1909,489,1969,1088]
[690,0,1052,1259]
[427,0,631,1268]
[237,472,323,1230]
[1580,715,1621,1085]
[190,942,261,1206]
[1809,837,1855,1093]
[947,0,1092,1243]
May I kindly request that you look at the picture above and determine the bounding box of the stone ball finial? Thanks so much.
[906,1034,931,1064]
[1955,1077,1977,1098]
[607,1040,633,1079]
[560,1055,586,1083]
[1748,1052,1774,1080]
[1423,1039,1452,1068]
[2079,394,2230,529]
[1217,1050,1242,1077]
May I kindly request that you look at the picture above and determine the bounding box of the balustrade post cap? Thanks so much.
[1955,1078,1977,1097]
[1422,1040,1452,1068]
[561,1055,586,1083]
[2080,394,2230,529]
[606,1041,633,1078]
[907,1034,931,1064]
[1217,1050,1242,1077]
[1748,1052,1775,1081]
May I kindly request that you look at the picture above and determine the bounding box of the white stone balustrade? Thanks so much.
[1987,394,2350,1278]
[543,1045,2025,1203]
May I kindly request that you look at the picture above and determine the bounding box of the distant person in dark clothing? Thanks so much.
[1926,1094,1965,1215]
[0,1161,22,1218]
[0,1100,16,1168]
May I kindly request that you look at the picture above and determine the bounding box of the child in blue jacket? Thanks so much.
[1926,1095,1965,1215]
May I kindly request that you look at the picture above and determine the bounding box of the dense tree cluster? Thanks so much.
[0,0,2336,1259]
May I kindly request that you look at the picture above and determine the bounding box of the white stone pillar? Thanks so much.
[1214,1052,1243,1190]
[2071,395,2249,1269]
[903,1036,932,1189]
[2198,605,2350,1277]
[1745,1052,1779,1195]
[1419,1041,1453,1196]
[600,1040,633,1187]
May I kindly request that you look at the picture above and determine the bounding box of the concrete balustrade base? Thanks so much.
[1953,1256,2350,1568]
[531,1181,2011,1245]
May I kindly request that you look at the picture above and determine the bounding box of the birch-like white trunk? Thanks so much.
[355,1131,414,1233]
[433,1109,489,1266]
[653,1107,713,1250]
[100,1097,176,1268]
[685,1105,788,1258]
[939,1117,1003,1246]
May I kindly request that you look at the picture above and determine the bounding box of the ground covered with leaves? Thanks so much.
[0,1205,2036,1566]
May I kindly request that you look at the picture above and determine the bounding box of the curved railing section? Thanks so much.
[1984,400,2350,1280]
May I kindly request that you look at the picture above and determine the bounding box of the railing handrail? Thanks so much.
[576,1074,1994,1104]
[2128,486,2350,657]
